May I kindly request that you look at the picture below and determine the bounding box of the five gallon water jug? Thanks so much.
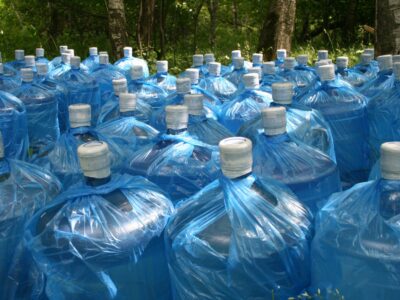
[261,61,286,90]
[224,57,248,86]
[219,73,272,133]
[48,50,72,80]
[166,137,313,300]
[114,46,149,79]
[128,105,220,203]
[311,142,400,300]
[48,45,68,71]
[353,53,379,80]
[12,68,60,157]
[0,63,19,92]
[35,48,49,65]
[299,64,369,188]
[82,47,100,73]
[0,131,61,300]
[26,141,174,300]
[4,49,25,75]
[147,60,177,94]
[335,56,368,88]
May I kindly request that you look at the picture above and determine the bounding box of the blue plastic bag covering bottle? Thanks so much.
[353,53,379,80]
[275,49,287,69]
[0,90,29,160]
[48,51,72,80]
[129,105,220,203]
[26,141,174,300]
[0,63,20,92]
[114,46,149,79]
[219,73,272,133]
[224,57,248,86]
[311,142,400,300]
[299,64,370,188]
[60,56,101,124]
[4,49,25,75]
[166,137,313,300]
[147,60,177,94]
[198,62,237,103]
[12,68,60,158]
[335,56,369,88]
[0,132,61,300]
[261,61,286,90]
[82,47,100,73]
[48,45,68,72]
[252,107,341,213]
[35,48,49,65]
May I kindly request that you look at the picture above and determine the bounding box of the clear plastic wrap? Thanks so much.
[26,174,173,300]
[199,75,237,103]
[279,67,317,98]
[147,72,177,95]
[187,114,233,145]
[128,78,168,110]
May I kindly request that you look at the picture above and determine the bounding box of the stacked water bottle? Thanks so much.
[0,44,399,300]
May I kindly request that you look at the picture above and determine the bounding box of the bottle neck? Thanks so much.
[379,179,400,219]
[167,128,188,135]
[120,110,136,117]
[70,126,91,135]
[85,175,111,187]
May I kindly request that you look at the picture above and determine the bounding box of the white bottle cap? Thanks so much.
[0,131,3,158]
[15,50,24,61]
[393,55,400,64]
[119,93,137,112]
[252,53,263,65]
[232,50,241,59]
[381,142,400,180]
[69,104,91,128]
[262,106,287,136]
[243,73,259,89]
[24,55,35,67]
[89,47,98,56]
[377,55,393,71]
[208,62,221,76]
[296,54,308,65]
[272,82,294,104]
[184,94,203,116]
[165,105,188,130]
[59,45,68,54]
[36,48,45,57]
[131,64,144,80]
[78,141,111,179]
[233,57,245,69]
[66,49,75,57]
[0,63,3,74]
[193,54,204,67]
[277,49,287,59]
[284,57,296,70]
[318,50,329,61]
[124,47,133,57]
[361,53,372,65]
[99,53,109,65]
[99,51,108,55]
[70,56,81,68]
[262,61,276,75]
[112,78,128,95]
[185,68,200,84]
[21,68,34,82]
[157,60,168,73]
[364,48,375,57]
[319,65,336,81]
[62,53,71,64]
[247,67,262,80]
[36,63,48,75]
[336,56,349,69]
[219,137,253,179]
[176,78,191,94]
[393,62,400,80]
[205,53,215,63]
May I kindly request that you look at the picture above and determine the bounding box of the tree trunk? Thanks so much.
[376,0,400,55]
[107,0,129,59]
[137,0,156,54]
[207,0,219,50]
[343,0,358,45]
[257,0,297,60]
[232,0,239,30]
[192,0,205,52]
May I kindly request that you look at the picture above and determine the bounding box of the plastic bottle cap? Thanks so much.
[78,141,110,179]
[184,94,203,115]
[0,131,3,158]
[381,142,400,180]
[99,51,108,55]
[176,78,191,94]
[193,54,204,67]
[272,82,294,104]
[157,60,168,73]
[24,55,35,67]
[165,105,188,130]
[21,68,34,82]
[124,47,133,57]
[297,54,308,65]
[336,56,349,68]
[231,50,241,59]
[89,47,98,56]
[112,78,128,95]
[252,53,263,65]
[277,49,287,59]
[0,63,3,74]
[262,61,276,75]
[59,45,68,54]
[36,48,44,57]
[247,67,262,79]
[284,57,296,69]
[99,53,109,65]
[262,106,287,136]
[70,56,81,68]
[131,65,144,80]
[69,104,91,128]
[185,68,200,84]
[233,57,245,69]
[377,55,393,71]
[318,50,329,61]
[205,53,215,63]
[319,65,335,81]
[66,49,75,56]
[219,137,253,179]
[15,50,24,61]
[361,53,372,65]
[364,48,375,57]
[36,63,48,75]
[393,55,400,64]
[243,73,259,89]
[62,53,71,64]
[208,62,221,76]
[119,93,137,112]
[393,63,400,80]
